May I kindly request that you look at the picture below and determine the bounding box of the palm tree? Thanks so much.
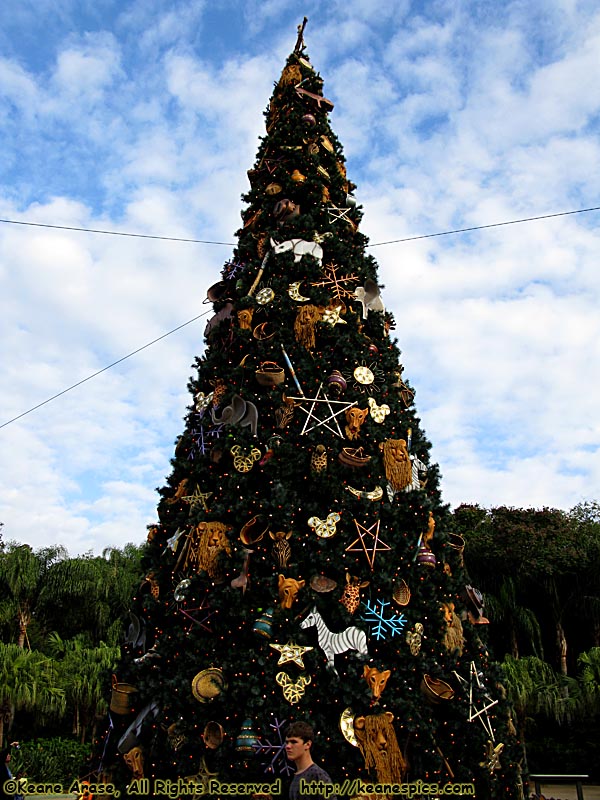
[577,647,600,713]
[0,543,67,648]
[46,633,120,743]
[36,546,143,646]
[485,576,544,659]
[0,642,66,746]
[502,655,578,736]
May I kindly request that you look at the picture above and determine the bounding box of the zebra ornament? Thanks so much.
[300,606,369,677]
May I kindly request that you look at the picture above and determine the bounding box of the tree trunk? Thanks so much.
[17,606,30,650]
[557,621,568,676]
[510,627,520,659]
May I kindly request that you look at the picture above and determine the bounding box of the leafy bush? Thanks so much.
[11,737,92,784]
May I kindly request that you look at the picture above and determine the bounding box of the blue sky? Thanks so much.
[1,0,599,554]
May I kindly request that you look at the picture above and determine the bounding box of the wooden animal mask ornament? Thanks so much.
[278,574,305,609]
[345,406,369,440]
[363,665,391,701]
[270,530,292,570]
[123,746,144,780]
[339,572,370,615]
[353,712,406,784]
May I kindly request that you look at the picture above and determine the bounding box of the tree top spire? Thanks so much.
[294,16,308,54]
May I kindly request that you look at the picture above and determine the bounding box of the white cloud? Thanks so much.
[1,1,600,555]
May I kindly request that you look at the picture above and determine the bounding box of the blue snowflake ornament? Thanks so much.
[362,599,406,641]
[253,717,295,776]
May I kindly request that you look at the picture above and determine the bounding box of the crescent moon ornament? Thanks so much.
[288,281,310,302]
[339,708,359,747]
[345,485,384,501]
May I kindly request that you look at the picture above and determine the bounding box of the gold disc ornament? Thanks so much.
[256,287,275,305]
[192,668,227,703]
[354,366,375,385]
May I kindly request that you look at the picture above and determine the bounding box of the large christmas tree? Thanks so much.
[101,23,522,800]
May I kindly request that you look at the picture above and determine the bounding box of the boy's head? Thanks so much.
[285,721,316,766]
[285,721,314,745]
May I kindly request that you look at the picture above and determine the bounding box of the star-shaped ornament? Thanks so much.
[453,661,499,738]
[259,155,287,175]
[183,486,213,512]
[345,518,391,571]
[327,206,356,227]
[179,594,216,634]
[269,641,314,668]
[480,740,504,772]
[322,305,347,326]
[287,382,357,437]
[165,527,186,554]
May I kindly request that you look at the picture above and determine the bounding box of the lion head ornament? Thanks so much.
[183,521,232,580]
[379,439,412,492]
[353,712,407,784]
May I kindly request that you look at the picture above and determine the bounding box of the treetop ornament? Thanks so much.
[103,21,522,798]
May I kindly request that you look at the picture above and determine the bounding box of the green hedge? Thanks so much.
[11,737,92,784]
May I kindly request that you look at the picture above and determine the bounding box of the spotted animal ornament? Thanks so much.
[340,572,370,615]
[278,574,305,609]
[363,665,391,701]
[368,397,390,424]
[310,444,328,473]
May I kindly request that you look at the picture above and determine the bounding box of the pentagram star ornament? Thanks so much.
[327,205,356,227]
[179,595,216,634]
[345,518,391,571]
[288,382,357,437]
[183,486,213,512]
[452,661,499,739]
[269,641,314,668]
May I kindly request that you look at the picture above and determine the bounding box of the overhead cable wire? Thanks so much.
[367,206,600,247]
[0,218,234,246]
[1,205,599,248]
[2,202,600,431]
[0,311,210,430]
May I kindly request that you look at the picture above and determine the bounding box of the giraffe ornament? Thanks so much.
[340,572,370,615]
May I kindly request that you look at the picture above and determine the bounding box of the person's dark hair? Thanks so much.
[286,721,315,744]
